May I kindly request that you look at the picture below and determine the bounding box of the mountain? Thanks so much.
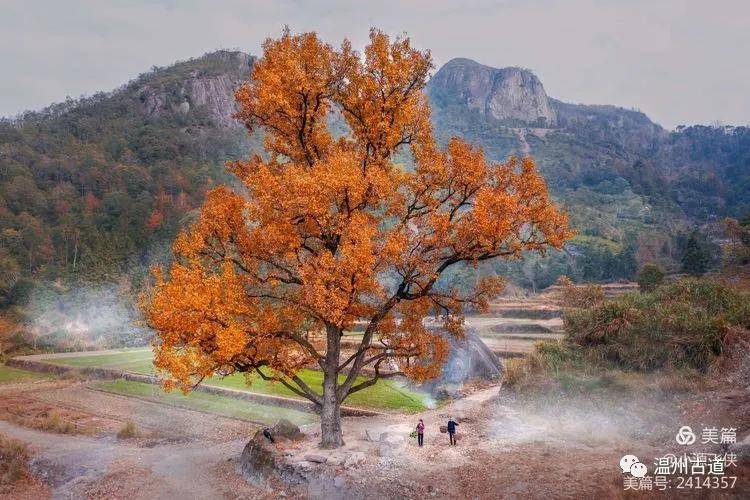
[138,51,254,128]
[428,58,749,222]
[428,58,556,127]
[427,58,749,284]
[1,51,748,301]
[0,51,257,296]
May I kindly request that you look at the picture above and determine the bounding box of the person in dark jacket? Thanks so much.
[447,417,458,445]
[416,418,425,447]
[262,427,275,443]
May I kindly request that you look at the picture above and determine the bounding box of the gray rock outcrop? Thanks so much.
[421,329,502,397]
[428,58,556,127]
[138,50,254,128]
[239,420,306,486]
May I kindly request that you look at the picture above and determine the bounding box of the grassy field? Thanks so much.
[48,349,429,412]
[96,379,317,426]
[0,365,51,384]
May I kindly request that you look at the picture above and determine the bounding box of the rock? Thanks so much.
[272,419,303,441]
[239,429,283,485]
[379,432,406,446]
[139,50,255,129]
[365,429,380,442]
[428,58,557,127]
[334,476,346,488]
[421,329,501,395]
[239,429,306,486]
[344,452,366,468]
[378,434,407,457]
[304,454,328,464]
[326,456,343,466]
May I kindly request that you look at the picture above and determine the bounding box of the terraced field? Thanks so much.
[94,379,317,426]
[20,348,431,412]
[0,364,51,384]
[470,283,638,357]
[466,299,564,357]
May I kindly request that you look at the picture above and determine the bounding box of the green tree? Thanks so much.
[636,262,665,292]
[681,231,710,275]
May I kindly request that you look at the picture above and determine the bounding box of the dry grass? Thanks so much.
[0,434,28,486]
[555,276,605,308]
[564,279,750,371]
[117,420,138,439]
[502,340,710,396]
[21,410,77,434]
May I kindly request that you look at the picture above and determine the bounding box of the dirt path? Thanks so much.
[0,378,267,498]
[3,373,748,498]
[4,381,749,498]
[269,384,748,499]
[36,384,255,442]
[0,420,261,499]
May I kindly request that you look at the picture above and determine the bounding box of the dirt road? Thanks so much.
[0,419,261,499]
[3,378,749,499]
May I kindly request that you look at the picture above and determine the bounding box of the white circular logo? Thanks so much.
[619,455,639,473]
[630,462,648,478]
[676,425,696,445]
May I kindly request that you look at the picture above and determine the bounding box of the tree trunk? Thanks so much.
[320,369,343,448]
[319,323,344,448]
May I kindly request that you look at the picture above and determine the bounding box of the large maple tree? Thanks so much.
[143,29,573,448]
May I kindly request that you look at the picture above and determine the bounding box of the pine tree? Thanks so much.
[681,231,709,275]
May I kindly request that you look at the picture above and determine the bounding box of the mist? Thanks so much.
[23,282,151,351]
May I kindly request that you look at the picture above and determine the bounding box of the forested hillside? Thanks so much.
[0,51,255,302]
[1,50,748,324]
[427,58,749,287]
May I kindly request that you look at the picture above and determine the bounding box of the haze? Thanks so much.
[1,0,749,128]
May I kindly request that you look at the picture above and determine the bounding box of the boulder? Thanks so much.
[365,429,380,442]
[422,329,501,395]
[344,452,366,468]
[304,454,328,464]
[272,419,304,441]
[239,429,306,486]
[377,432,407,457]
[239,429,283,485]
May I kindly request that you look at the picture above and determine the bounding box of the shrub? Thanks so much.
[681,231,711,275]
[556,276,605,309]
[117,420,138,439]
[0,434,27,486]
[502,341,586,391]
[34,411,76,434]
[636,262,665,292]
[564,279,750,372]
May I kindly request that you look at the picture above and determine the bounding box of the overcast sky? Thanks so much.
[2,0,749,128]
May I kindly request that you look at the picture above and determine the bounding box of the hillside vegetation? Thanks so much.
[1,50,749,352]
[503,278,750,393]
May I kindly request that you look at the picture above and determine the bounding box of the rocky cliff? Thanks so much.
[136,50,254,128]
[428,58,557,127]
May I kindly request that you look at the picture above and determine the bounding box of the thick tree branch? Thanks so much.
[256,366,322,406]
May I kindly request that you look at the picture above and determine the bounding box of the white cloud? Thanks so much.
[1,0,748,128]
